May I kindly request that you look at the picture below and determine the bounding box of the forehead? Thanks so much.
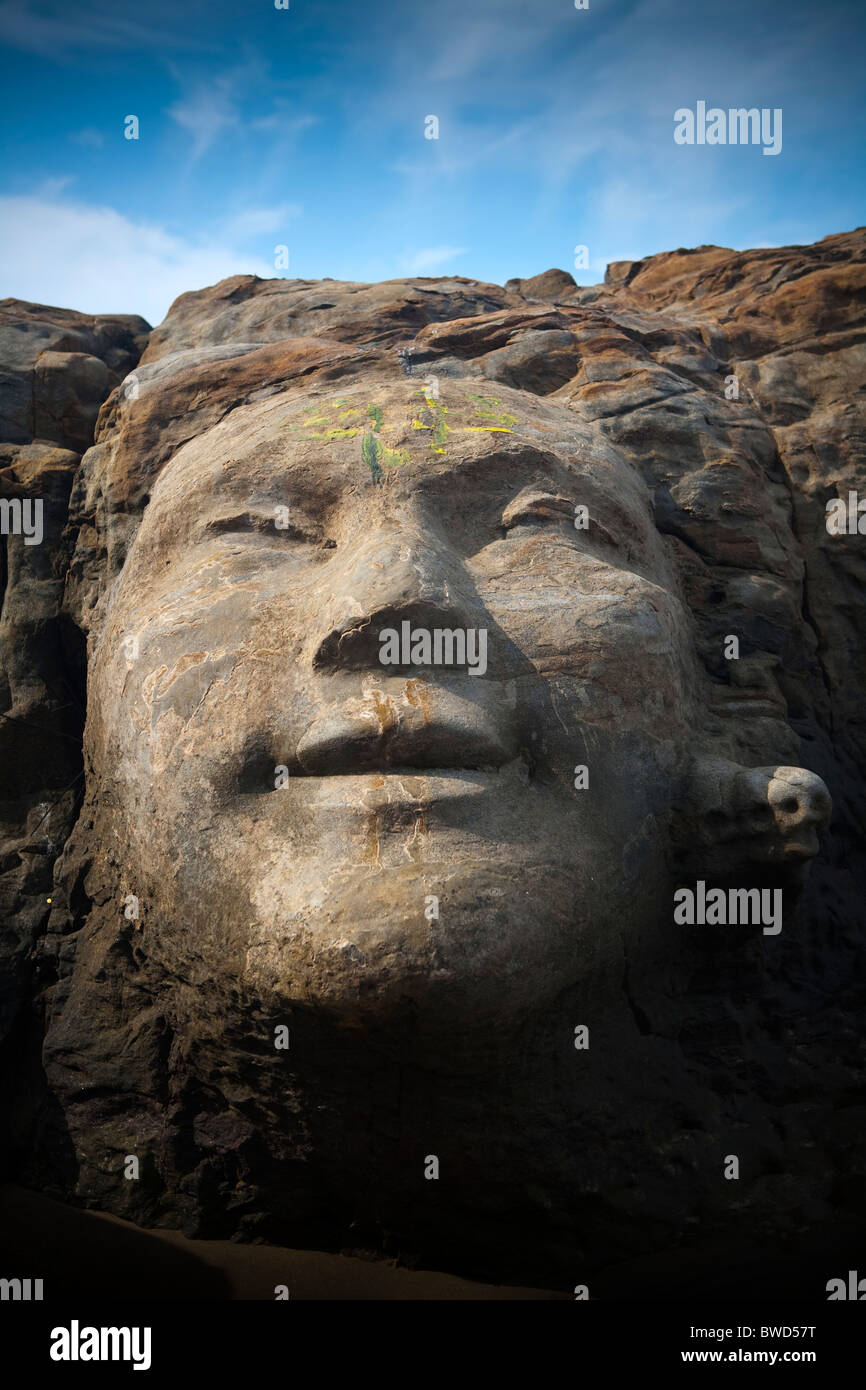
[143,379,655,533]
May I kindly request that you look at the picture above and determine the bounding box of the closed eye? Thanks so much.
[502,494,574,529]
[202,510,323,545]
[501,493,619,550]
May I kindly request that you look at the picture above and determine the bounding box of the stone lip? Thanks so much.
[294,693,516,776]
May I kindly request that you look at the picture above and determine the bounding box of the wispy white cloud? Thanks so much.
[390,119,537,180]
[164,63,317,162]
[0,191,278,326]
[69,127,105,148]
[400,245,469,273]
[411,0,577,85]
[249,111,319,136]
[0,0,204,57]
[222,204,302,242]
[166,77,240,160]
[34,174,75,197]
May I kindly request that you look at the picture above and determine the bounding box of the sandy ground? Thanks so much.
[0,1185,564,1299]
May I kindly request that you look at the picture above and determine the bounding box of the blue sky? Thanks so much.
[0,0,863,325]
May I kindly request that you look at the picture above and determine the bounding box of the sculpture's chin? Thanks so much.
[240,856,618,1039]
[124,766,670,1049]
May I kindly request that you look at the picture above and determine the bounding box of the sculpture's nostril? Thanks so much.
[769,769,832,832]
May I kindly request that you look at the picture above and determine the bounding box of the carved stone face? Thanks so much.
[85,379,826,1035]
[85,382,688,1028]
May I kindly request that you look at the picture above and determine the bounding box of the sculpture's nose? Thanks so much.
[310,500,482,672]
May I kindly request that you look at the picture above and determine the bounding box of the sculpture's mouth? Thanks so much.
[749,830,820,864]
[780,836,819,860]
[710,691,789,717]
[294,686,517,776]
[295,713,514,776]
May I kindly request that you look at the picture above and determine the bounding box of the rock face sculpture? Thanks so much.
[1,230,864,1295]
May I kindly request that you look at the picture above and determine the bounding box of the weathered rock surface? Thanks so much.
[0,299,148,447]
[0,232,864,1296]
[0,303,149,1107]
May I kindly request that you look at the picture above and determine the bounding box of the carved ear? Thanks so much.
[673,757,832,886]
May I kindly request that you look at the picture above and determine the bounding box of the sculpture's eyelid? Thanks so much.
[502,495,580,527]
[501,496,623,551]
[202,511,317,539]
